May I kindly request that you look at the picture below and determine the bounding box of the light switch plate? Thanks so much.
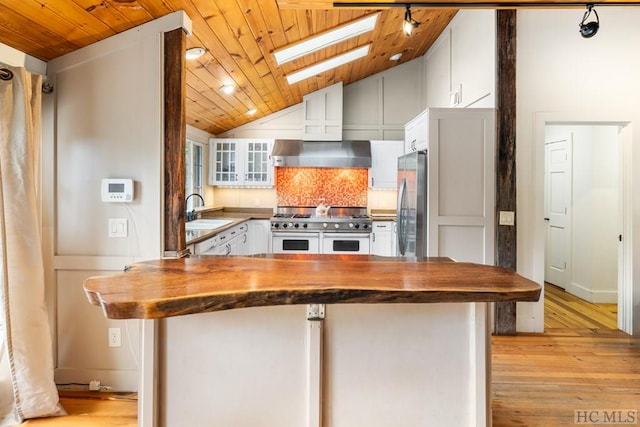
[108,218,128,237]
[499,211,515,226]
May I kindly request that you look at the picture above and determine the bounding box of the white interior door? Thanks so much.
[544,137,572,288]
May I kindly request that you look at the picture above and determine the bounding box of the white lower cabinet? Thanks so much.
[191,220,271,256]
[192,222,249,256]
[248,219,271,255]
[371,221,397,256]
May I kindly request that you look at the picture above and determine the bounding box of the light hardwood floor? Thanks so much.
[18,284,639,427]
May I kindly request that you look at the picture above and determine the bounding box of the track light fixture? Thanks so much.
[403,5,419,36]
[579,4,599,38]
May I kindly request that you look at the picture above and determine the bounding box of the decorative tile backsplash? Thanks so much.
[276,167,368,207]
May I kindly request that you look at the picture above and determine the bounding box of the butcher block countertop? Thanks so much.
[83,255,541,320]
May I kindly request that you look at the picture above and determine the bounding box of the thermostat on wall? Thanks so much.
[101,178,134,202]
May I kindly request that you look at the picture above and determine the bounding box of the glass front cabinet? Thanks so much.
[209,138,274,187]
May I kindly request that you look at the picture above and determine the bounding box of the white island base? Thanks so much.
[155,302,490,427]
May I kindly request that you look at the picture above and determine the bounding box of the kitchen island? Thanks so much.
[84,255,540,427]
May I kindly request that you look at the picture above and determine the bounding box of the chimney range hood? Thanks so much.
[271,139,371,168]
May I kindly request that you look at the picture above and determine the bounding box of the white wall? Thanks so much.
[213,57,428,211]
[517,8,640,333]
[42,12,190,391]
[571,126,619,302]
[219,58,427,141]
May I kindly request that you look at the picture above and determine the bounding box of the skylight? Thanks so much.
[285,44,371,85]
[273,13,379,66]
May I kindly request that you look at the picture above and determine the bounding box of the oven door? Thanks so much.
[321,233,371,255]
[272,232,320,254]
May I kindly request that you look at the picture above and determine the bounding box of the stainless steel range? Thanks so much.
[271,207,371,255]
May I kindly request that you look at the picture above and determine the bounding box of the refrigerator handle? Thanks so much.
[397,178,408,256]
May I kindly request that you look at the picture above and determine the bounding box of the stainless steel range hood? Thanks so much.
[271,139,371,168]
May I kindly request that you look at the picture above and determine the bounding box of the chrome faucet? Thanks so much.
[185,193,205,222]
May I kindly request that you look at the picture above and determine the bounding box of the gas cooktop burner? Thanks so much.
[270,209,372,232]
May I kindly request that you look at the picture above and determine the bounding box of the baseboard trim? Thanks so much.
[567,282,618,304]
[55,368,138,392]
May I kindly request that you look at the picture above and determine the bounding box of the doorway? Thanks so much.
[544,123,628,331]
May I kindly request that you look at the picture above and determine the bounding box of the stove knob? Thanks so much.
[349,223,355,228]
[323,223,328,228]
[283,223,288,228]
[303,224,308,228]
[288,222,293,228]
[294,223,299,228]
[273,223,279,228]
[363,224,369,229]
[334,223,340,229]
[354,223,360,229]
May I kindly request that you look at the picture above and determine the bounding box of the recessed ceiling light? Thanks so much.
[185,47,205,60]
[247,108,257,115]
[219,84,235,95]
[273,13,379,66]
[285,44,370,85]
[390,53,402,61]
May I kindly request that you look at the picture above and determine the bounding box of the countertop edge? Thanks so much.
[83,257,542,320]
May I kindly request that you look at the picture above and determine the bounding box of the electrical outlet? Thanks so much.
[108,327,121,347]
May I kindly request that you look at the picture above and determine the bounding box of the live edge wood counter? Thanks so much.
[83,255,541,320]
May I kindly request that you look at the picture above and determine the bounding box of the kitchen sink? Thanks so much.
[185,219,233,231]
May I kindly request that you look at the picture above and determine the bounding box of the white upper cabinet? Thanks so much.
[302,82,343,141]
[209,138,274,187]
[404,109,429,153]
[369,140,404,189]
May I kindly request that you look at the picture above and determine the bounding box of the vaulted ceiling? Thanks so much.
[0,0,624,136]
[0,0,461,135]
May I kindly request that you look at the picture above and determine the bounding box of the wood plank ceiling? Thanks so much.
[0,0,457,135]
[2,0,629,135]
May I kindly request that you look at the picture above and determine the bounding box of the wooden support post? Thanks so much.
[495,10,518,335]
[164,28,187,256]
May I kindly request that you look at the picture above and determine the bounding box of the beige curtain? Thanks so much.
[0,66,63,424]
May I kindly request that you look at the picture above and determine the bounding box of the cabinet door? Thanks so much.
[244,139,274,187]
[228,234,247,255]
[371,221,394,256]
[427,108,495,265]
[303,82,343,141]
[209,139,241,185]
[369,140,404,189]
[404,110,428,153]
[249,219,271,255]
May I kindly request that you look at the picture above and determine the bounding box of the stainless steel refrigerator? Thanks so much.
[396,150,428,257]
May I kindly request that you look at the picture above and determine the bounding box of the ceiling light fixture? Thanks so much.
[246,108,258,115]
[285,44,371,85]
[219,84,235,95]
[390,53,403,61]
[273,13,379,66]
[579,4,599,38]
[185,47,205,60]
[403,6,420,36]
